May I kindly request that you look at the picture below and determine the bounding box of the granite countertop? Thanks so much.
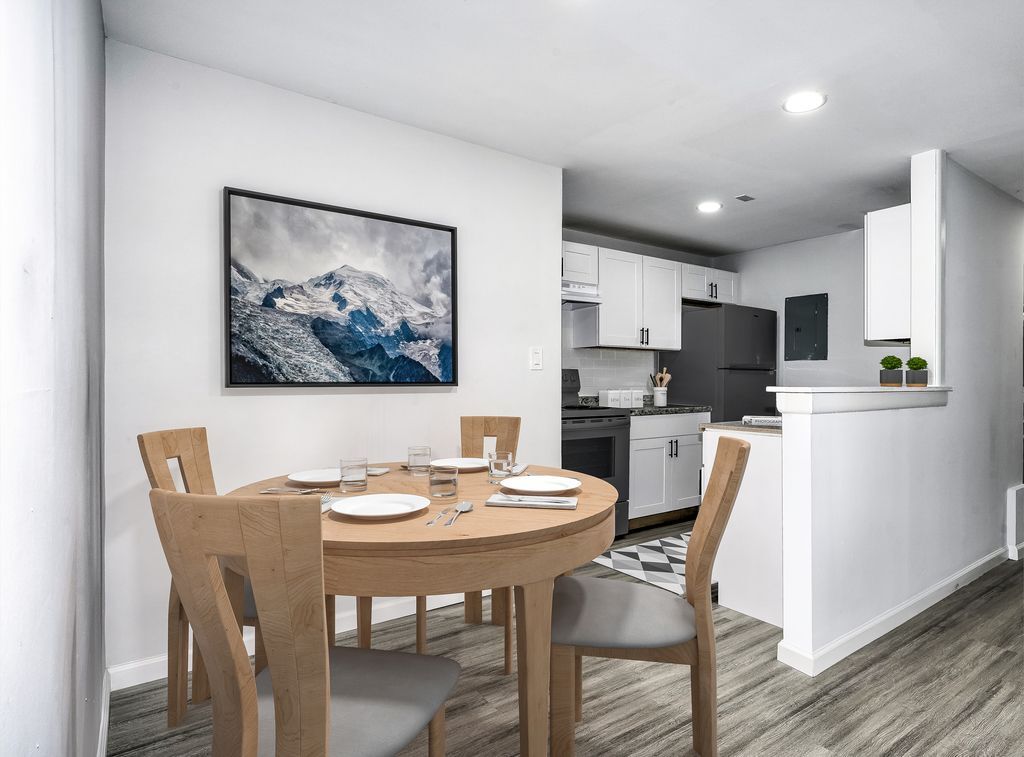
[700,421,782,436]
[631,404,712,416]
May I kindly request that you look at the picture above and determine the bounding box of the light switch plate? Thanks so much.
[529,346,543,370]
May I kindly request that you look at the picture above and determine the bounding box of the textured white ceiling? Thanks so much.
[102,0,1024,254]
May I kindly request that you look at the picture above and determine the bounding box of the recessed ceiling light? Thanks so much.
[782,91,827,114]
[697,201,723,213]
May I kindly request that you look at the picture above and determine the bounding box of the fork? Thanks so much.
[320,493,337,513]
[425,507,452,526]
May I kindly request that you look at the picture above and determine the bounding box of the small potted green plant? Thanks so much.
[905,356,929,387]
[880,355,903,386]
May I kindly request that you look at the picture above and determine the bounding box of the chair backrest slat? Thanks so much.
[151,490,329,757]
[460,416,521,458]
[684,436,750,606]
[138,427,217,494]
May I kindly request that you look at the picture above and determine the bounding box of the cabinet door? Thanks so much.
[561,241,599,284]
[597,248,644,347]
[669,434,703,510]
[710,270,738,303]
[864,204,911,341]
[642,257,682,349]
[628,437,672,518]
[682,264,711,301]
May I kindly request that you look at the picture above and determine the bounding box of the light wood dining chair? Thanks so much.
[138,427,228,726]
[453,416,521,667]
[150,488,460,757]
[358,417,522,674]
[548,436,750,757]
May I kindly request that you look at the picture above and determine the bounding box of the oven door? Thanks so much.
[560,415,630,505]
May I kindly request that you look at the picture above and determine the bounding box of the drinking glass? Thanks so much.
[340,457,368,492]
[487,451,514,485]
[428,465,458,498]
[408,445,431,477]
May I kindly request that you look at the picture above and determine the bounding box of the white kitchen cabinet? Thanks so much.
[561,241,599,284]
[864,203,911,341]
[642,256,682,349]
[681,263,739,303]
[629,413,709,519]
[572,247,680,349]
[709,269,738,303]
[682,264,710,300]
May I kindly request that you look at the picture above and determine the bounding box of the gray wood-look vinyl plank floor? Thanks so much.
[106,522,1024,756]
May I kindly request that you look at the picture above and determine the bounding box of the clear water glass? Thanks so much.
[428,465,458,498]
[408,445,431,476]
[488,451,514,485]
[340,457,367,492]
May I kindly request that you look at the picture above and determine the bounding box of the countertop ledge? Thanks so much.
[631,405,712,416]
[701,421,782,436]
[768,385,952,414]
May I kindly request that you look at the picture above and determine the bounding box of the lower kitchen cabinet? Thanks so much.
[628,413,709,519]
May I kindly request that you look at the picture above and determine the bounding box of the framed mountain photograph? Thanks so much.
[224,188,457,386]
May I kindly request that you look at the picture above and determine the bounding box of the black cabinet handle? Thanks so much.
[715,283,719,298]
[674,439,679,456]
[645,327,649,345]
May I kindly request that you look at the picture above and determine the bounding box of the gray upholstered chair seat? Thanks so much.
[256,646,460,757]
[551,575,697,649]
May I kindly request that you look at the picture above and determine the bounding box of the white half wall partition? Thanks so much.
[104,42,563,689]
[770,156,1024,676]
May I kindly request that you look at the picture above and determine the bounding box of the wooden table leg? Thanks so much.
[465,590,483,624]
[357,596,372,649]
[515,578,554,756]
[416,596,428,653]
[550,644,576,756]
[491,586,508,625]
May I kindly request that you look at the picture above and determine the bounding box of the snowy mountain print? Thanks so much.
[226,191,455,385]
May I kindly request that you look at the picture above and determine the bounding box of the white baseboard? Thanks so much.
[95,669,110,757]
[777,547,1007,676]
[1007,484,1024,560]
[108,592,474,691]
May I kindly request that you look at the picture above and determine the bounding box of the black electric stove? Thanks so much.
[560,369,630,536]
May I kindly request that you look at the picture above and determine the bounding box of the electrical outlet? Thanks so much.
[529,346,543,370]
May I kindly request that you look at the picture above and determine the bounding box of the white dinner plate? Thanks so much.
[330,493,430,520]
[430,457,490,472]
[287,468,341,486]
[500,475,582,495]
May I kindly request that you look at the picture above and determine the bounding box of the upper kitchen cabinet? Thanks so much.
[561,241,599,284]
[681,263,738,303]
[642,256,682,349]
[864,203,911,341]
[571,247,681,349]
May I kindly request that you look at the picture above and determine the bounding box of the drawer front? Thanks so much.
[629,412,710,440]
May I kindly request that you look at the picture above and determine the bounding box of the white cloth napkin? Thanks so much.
[485,494,578,510]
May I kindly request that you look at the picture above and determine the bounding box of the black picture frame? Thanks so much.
[224,187,458,387]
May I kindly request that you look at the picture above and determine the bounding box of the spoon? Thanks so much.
[444,501,474,527]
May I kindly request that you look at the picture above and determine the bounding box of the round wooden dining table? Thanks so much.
[228,464,617,756]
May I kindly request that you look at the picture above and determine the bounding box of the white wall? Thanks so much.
[775,159,1024,674]
[104,42,563,687]
[0,0,106,753]
[723,230,910,387]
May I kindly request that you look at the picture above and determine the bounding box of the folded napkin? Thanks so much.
[486,493,578,510]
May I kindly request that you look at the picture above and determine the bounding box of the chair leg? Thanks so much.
[416,596,428,653]
[491,586,509,625]
[191,636,210,703]
[691,660,718,757]
[253,620,268,674]
[428,707,446,757]
[325,594,336,646]
[550,644,576,756]
[503,589,514,675]
[464,591,483,624]
[167,586,189,728]
[574,654,583,722]
[357,596,372,649]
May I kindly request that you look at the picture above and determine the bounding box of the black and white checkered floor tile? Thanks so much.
[592,533,690,595]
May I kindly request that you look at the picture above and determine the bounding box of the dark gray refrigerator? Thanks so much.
[661,304,778,421]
